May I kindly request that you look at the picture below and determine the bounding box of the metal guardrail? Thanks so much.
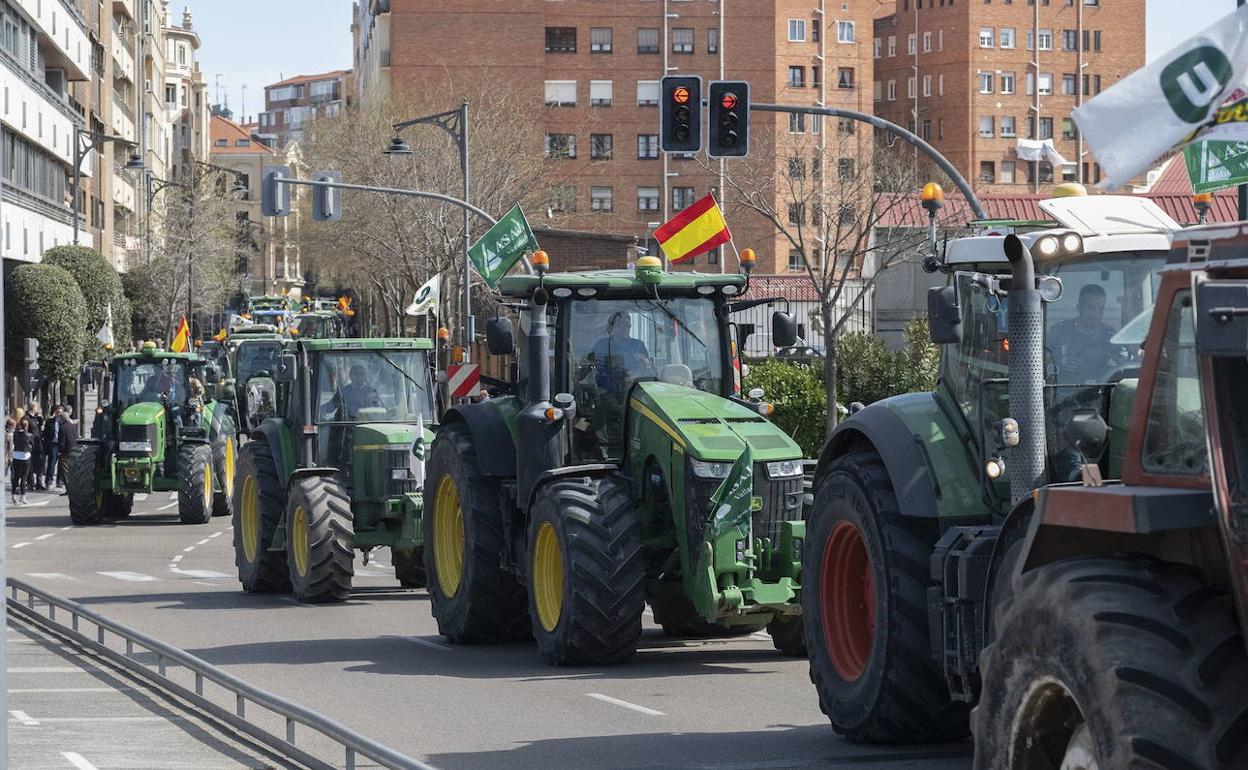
[7,579,435,770]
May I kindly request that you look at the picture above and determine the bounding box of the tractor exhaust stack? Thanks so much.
[1003,234,1047,505]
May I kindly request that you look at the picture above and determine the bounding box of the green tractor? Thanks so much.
[225,326,286,436]
[289,310,347,340]
[231,337,437,603]
[800,193,1184,743]
[422,254,808,665]
[69,343,238,525]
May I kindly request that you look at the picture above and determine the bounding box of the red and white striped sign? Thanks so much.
[447,364,481,399]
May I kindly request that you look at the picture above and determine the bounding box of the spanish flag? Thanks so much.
[170,318,191,352]
[654,194,731,264]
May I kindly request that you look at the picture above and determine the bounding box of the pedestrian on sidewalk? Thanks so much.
[25,404,44,492]
[12,418,33,505]
[43,405,61,489]
[57,406,79,491]
[4,417,14,481]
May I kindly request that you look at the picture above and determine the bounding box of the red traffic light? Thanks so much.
[721,93,739,110]
[673,85,691,104]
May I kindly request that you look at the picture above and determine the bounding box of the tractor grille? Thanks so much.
[384,447,420,497]
[751,466,804,543]
[118,423,158,455]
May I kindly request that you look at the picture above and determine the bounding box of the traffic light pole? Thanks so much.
[276,177,499,229]
[750,103,986,219]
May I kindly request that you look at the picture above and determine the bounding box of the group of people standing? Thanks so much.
[5,403,79,506]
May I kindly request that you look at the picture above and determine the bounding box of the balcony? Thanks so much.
[112,168,137,212]
[110,92,136,141]
[111,25,135,81]
[112,0,136,20]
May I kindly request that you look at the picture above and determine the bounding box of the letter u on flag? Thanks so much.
[170,318,191,352]
[655,194,731,264]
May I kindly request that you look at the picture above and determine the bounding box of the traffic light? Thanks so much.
[311,170,343,222]
[660,76,703,153]
[261,165,292,217]
[21,338,40,395]
[707,81,750,158]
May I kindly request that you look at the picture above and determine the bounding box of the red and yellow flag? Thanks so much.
[170,318,191,352]
[654,194,732,264]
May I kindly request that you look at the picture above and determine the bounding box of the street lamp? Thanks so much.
[72,128,145,244]
[386,100,472,357]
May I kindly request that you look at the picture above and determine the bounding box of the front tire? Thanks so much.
[286,477,354,603]
[232,441,290,592]
[973,556,1248,770]
[67,445,105,526]
[392,548,425,588]
[422,422,528,643]
[767,615,806,657]
[211,434,237,518]
[177,444,214,525]
[527,475,644,666]
[802,450,968,744]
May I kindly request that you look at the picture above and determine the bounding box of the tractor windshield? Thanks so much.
[291,315,329,339]
[235,341,284,384]
[314,349,434,424]
[115,359,189,409]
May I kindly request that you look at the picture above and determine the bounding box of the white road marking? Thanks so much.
[8,710,39,726]
[195,538,210,546]
[34,533,54,541]
[10,688,119,693]
[62,752,100,770]
[134,494,148,501]
[97,571,158,582]
[157,502,178,511]
[59,526,73,531]
[181,546,196,552]
[586,693,665,716]
[209,531,223,538]
[25,573,75,581]
[170,569,230,579]
[192,580,222,587]
[11,543,30,549]
[168,492,178,500]
[38,716,171,723]
[24,499,50,507]
[171,555,183,562]
[407,636,452,651]
[7,667,89,673]
[750,632,771,641]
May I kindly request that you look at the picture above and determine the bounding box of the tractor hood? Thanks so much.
[629,382,801,462]
[353,423,434,447]
[119,401,166,426]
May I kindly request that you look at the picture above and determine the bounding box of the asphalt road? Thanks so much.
[7,489,973,770]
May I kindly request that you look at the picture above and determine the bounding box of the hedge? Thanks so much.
[6,263,88,382]
[42,245,130,354]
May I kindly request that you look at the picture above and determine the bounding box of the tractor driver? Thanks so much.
[588,311,652,394]
[1049,284,1121,383]
[138,368,180,403]
[321,363,383,419]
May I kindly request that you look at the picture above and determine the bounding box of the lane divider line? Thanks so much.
[9,710,40,726]
[96,571,158,583]
[195,539,210,546]
[34,534,54,541]
[62,752,100,770]
[59,526,73,531]
[181,546,196,553]
[209,532,223,538]
[158,502,178,511]
[12,542,30,549]
[586,693,665,716]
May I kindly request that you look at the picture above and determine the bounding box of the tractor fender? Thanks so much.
[814,400,941,519]
[526,464,621,511]
[251,421,298,485]
[441,402,516,478]
[289,467,337,488]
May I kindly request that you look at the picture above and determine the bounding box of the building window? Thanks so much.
[907,76,916,98]
[165,84,177,105]
[812,114,822,134]
[672,28,694,53]
[938,118,944,140]
[637,134,659,159]
[873,81,882,101]
[706,247,720,265]
[922,75,932,97]
[788,204,805,226]
[1038,29,1053,50]
[812,66,822,87]
[1062,117,1079,141]
[545,27,577,53]
[591,186,613,212]
[590,27,613,53]
[637,27,659,54]
[545,133,576,159]
[923,31,932,52]
[1001,72,1016,94]
[1093,31,1102,52]
[638,186,659,211]
[1062,74,1076,95]
[1001,116,1017,137]
[708,27,719,53]
[1038,162,1054,183]
[837,158,855,180]
[979,27,994,47]
[788,157,806,179]
[837,68,854,89]
[980,161,996,183]
[788,250,804,271]
[979,116,994,137]
[837,21,855,43]
[1001,160,1016,184]
[789,112,807,133]
[1039,117,1054,139]
[873,38,881,58]
[887,35,896,56]
[789,19,807,42]
[921,119,932,140]
[979,72,993,93]
[938,73,945,95]
[886,79,896,101]
[788,67,805,87]
[672,186,696,210]
[590,133,613,159]
[590,80,614,107]
[544,80,576,107]
[1000,27,1015,48]
[1063,29,1077,51]
[236,139,250,147]
[838,117,855,135]
[1094,74,1102,94]
[908,33,917,54]
[636,80,660,106]
[1037,73,1053,95]
[551,184,576,213]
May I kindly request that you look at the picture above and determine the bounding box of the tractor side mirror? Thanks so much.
[486,317,514,356]
[1062,409,1109,461]
[771,311,798,348]
[928,286,962,344]
[273,353,298,383]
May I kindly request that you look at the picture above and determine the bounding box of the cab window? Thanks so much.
[1141,290,1205,476]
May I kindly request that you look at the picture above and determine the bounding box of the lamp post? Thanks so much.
[386,100,472,357]
[72,128,145,244]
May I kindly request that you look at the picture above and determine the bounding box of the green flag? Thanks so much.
[1184,134,1248,194]
[469,204,539,288]
[705,446,755,543]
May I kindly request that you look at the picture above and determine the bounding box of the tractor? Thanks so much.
[225,326,286,436]
[68,343,237,525]
[422,253,808,666]
[289,309,347,340]
[230,337,437,603]
[798,191,1248,758]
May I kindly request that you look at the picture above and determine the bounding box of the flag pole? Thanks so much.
[1240,0,1247,222]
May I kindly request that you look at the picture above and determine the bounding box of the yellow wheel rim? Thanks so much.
[203,462,213,510]
[433,475,465,597]
[533,521,564,632]
[291,505,309,577]
[223,440,235,498]
[240,475,259,562]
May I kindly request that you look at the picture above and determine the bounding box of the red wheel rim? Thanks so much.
[820,520,876,681]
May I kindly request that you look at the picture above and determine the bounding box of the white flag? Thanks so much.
[411,413,426,488]
[405,275,440,316]
[1073,6,1248,190]
[96,304,114,347]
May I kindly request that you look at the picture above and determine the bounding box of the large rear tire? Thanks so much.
[422,422,529,643]
[211,433,237,518]
[527,475,645,666]
[286,476,354,603]
[67,445,105,526]
[802,450,968,743]
[232,441,290,592]
[973,556,1248,770]
[177,444,214,525]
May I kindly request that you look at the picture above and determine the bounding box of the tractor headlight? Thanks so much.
[119,441,152,453]
[390,468,409,480]
[766,460,804,479]
[691,460,733,479]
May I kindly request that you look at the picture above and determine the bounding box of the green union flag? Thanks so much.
[469,204,539,288]
[705,446,755,543]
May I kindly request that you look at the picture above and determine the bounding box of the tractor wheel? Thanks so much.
[285,476,354,603]
[67,445,106,526]
[803,450,968,744]
[102,493,134,519]
[973,556,1248,770]
[651,594,765,638]
[527,475,645,666]
[767,616,807,657]
[422,422,529,644]
[211,434,237,518]
[392,548,426,588]
[177,444,214,525]
[232,441,290,592]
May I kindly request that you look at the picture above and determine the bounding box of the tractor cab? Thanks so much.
[289,311,343,340]
[228,332,286,434]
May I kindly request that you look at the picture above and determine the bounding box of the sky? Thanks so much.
[186,0,1237,122]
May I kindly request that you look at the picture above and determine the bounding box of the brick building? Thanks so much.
[259,69,353,150]
[871,0,1143,194]
[350,0,876,274]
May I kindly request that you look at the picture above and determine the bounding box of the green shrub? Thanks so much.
[6,263,88,383]
[836,318,939,406]
[42,245,130,353]
[743,358,827,457]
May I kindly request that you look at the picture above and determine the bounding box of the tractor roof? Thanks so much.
[498,268,747,298]
[299,337,433,352]
[1168,221,1248,272]
[114,349,200,363]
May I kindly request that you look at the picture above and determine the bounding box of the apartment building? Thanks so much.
[259,69,352,150]
[209,114,282,295]
[871,0,1143,193]
[164,6,209,182]
[350,0,875,275]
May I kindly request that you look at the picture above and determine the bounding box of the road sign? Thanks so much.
[261,165,292,217]
[447,364,480,399]
[468,204,538,289]
[311,170,343,221]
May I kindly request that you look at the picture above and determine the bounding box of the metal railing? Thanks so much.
[7,579,434,770]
